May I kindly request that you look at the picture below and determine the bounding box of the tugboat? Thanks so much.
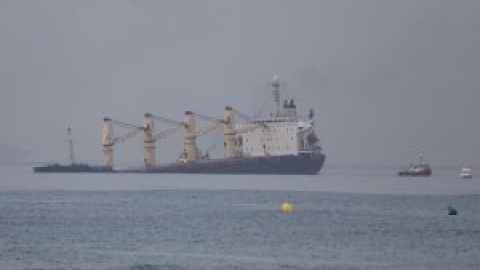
[398,154,432,176]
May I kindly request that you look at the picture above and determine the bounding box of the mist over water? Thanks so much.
[2,164,479,195]
[1,165,480,269]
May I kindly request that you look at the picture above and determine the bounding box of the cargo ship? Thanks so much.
[34,75,326,175]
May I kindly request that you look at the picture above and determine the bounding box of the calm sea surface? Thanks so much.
[1,165,479,270]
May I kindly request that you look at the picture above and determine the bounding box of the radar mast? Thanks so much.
[271,74,281,115]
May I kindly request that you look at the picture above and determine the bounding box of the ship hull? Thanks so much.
[398,168,432,177]
[34,153,326,175]
[144,153,326,175]
[33,164,112,173]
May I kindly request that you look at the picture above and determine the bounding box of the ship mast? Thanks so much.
[66,126,75,165]
[271,74,281,115]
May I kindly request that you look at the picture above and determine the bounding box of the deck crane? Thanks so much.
[143,113,184,169]
[193,112,227,136]
[192,111,230,159]
[144,112,217,166]
[182,111,232,162]
[194,107,269,160]
[190,107,264,160]
[144,111,231,165]
[102,117,144,170]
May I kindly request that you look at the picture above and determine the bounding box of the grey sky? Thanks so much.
[1,0,479,167]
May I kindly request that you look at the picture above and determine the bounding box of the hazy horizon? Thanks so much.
[1,1,479,168]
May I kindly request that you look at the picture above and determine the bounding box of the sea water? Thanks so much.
[1,165,479,270]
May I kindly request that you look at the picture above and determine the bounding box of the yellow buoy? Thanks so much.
[281,202,293,213]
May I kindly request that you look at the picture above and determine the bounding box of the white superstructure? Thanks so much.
[237,75,320,158]
[241,118,298,157]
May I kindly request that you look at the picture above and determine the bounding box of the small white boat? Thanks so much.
[460,166,473,179]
